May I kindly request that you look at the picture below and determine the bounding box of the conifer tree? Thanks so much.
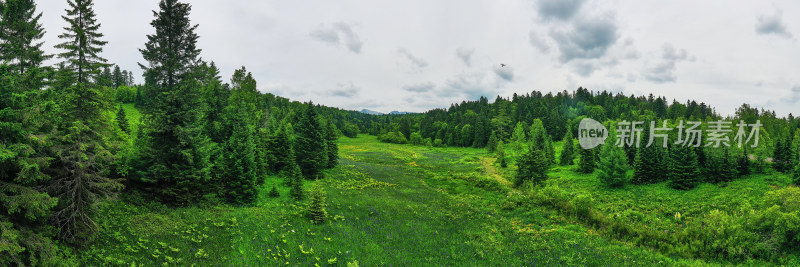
[268,122,294,174]
[510,122,526,151]
[220,105,257,205]
[0,0,50,79]
[487,131,498,153]
[793,159,800,186]
[791,130,800,171]
[324,119,339,168]
[632,122,668,184]
[496,140,507,168]
[135,0,209,204]
[737,148,751,176]
[48,0,122,244]
[559,126,574,165]
[668,144,701,190]
[597,133,630,188]
[294,102,326,179]
[112,65,122,87]
[307,183,328,224]
[577,146,596,173]
[268,183,279,198]
[116,105,128,134]
[515,143,548,187]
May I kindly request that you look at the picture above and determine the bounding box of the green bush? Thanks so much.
[378,132,408,144]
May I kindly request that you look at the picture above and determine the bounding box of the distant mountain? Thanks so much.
[359,109,415,115]
[360,109,384,115]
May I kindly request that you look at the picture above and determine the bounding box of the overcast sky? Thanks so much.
[36,0,800,116]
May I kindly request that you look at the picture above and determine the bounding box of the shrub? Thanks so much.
[378,132,408,144]
[268,184,280,198]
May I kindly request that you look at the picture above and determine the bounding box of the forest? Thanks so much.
[1,0,799,266]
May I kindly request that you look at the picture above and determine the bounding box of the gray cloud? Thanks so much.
[786,86,800,103]
[329,81,361,97]
[528,31,550,53]
[456,47,474,66]
[755,10,792,38]
[493,65,515,81]
[643,44,691,83]
[402,82,436,93]
[310,22,363,53]
[550,14,619,63]
[536,0,586,21]
[398,48,428,73]
[440,72,497,100]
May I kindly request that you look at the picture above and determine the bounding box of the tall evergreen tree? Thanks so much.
[288,157,304,201]
[486,130,498,153]
[515,143,548,187]
[220,105,257,205]
[559,126,574,165]
[632,122,668,184]
[54,0,108,85]
[0,0,50,78]
[116,105,128,133]
[135,0,209,204]
[737,147,751,176]
[597,132,630,188]
[668,144,701,190]
[324,119,339,168]
[294,102,326,179]
[577,146,596,173]
[496,140,507,168]
[307,183,328,224]
[111,64,122,87]
[47,0,121,244]
[510,121,526,151]
[268,122,294,175]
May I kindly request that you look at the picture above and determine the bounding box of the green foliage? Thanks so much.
[0,0,51,77]
[409,131,424,145]
[294,102,327,179]
[559,126,574,165]
[486,131,498,153]
[116,105,128,134]
[668,145,701,190]
[113,85,137,103]
[597,137,630,188]
[496,140,507,168]
[515,144,549,187]
[632,122,668,184]
[268,184,279,198]
[135,0,212,204]
[378,131,408,144]
[288,160,304,201]
[307,183,328,224]
[324,119,339,168]
[577,146,596,174]
[55,0,108,84]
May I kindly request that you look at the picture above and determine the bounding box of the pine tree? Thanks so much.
[268,122,294,175]
[112,64,122,87]
[577,146,596,173]
[597,134,630,188]
[268,183,280,198]
[510,122,526,151]
[115,105,127,132]
[307,183,328,224]
[54,0,108,85]
[529,119,554,165]
[790,130,800,172]
[668,144,701,190]
[496,140,507,168]
[559,126,574,165]
[324,119,339,168]
[737,148,751,176]
[135,0,209,204]
[294,102,326,179]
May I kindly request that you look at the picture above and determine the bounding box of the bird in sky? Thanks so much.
[500,64,506,67]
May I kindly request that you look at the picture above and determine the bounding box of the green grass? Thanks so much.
[82,135,796,266]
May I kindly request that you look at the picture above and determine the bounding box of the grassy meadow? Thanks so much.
[77,134,800,266]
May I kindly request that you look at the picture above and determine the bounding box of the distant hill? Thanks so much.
[360,109,384,115]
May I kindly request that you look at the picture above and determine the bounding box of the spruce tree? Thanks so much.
[737,148,751,177]
[559,126,574,165]
[268,122,294,175]
[294,102,326,179]
[116,105,128,133]
[0,0,51,77]
[515,144,548,187]
[668,144,701,190]
[112,65,122,87]
[496,140,507,168]
[577,146,596,173]
[268,183,279,198]
[135,0,209,204]
[54,0,108,85]
[632,122,668,184]
[48,0,122,244]
[487,131,498,153]
[597,133,630,188]
[324,119,339,168]
[510,122,526,151]
[220,104,257,205]
[307,183,328,224]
